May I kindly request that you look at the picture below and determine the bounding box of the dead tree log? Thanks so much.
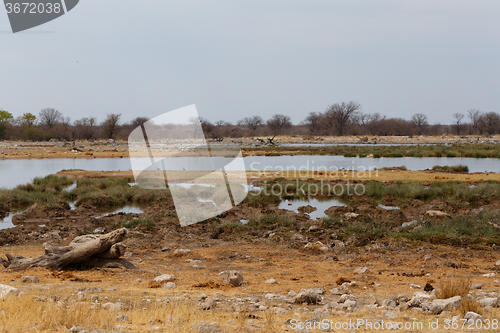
[3,228,134,270]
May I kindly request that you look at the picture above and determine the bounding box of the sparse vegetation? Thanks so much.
[432,164,469,173]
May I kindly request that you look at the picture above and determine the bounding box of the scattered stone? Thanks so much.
[115,314,129,322]
[102,302,124,312]
[219,270,244,287]
[173,249,191,256]
[163,282,177,289]
[495,260,500,266]
[0,284,18,298]
[483,273,496,278]
[295,289,322,305]
[424,210,450,218]
[410,284,421,289]
[471,284,483,290]
[199,298,216,310]
[302,241,329,252]
[480,297,498,308]
[331,285,349,295]
[21,276,39,283]
[464,312,484,322]
[154,274,178,283]
[422,296,461,315]
[424,283,434,292]
[265,279,278,285]
[344,212,359,218]
[354,267,369,274]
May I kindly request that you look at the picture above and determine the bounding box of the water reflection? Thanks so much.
[278,197,346,220]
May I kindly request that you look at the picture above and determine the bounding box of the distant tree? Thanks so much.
[478,112,500,136]
[39,108,62,129]
[0,109,13,139]
[130,117,149,128]
[452,113,465,135]
[101,114,121,139]
[411,113,428,135]
[238,116,264,132]
[21,113,37,127]
[267,114,292,135]
[467,109,482,135]
[75,117,97,139]
[324,101,361,136]
[303,112,323,134]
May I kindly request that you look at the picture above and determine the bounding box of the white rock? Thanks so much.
[412,291,433,302]
[464,312,483,321]
[154,274,178,283]
[173,249,191,255]
[354,267,369,274]
[424,210,450,218]
[410,284,421,289]
[219,270,244,287]
[21,276,39,283]
[483,273,496,278]
[496,260,500,266]
[331,285,349,295]
[342,299,359,310]
[422,296,461,315]
[102,302,124,312]
[295,289,322,304]
[0,284,18,298]
[265,279,278,284]
[163,282,177,289]
[480,297,498,308]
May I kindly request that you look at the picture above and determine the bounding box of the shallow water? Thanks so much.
[378,204,400,210]
[1,156,499,189]
[278,197,346,220]
[0,205,145,230]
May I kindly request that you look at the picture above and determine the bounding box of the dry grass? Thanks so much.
[436,278,471,299]
[460,297,484,317]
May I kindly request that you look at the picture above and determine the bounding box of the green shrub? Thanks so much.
[432,165,469,173]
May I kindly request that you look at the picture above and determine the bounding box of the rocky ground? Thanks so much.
[1,193,500,332]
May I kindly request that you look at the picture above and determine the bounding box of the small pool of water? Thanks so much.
[278,197,346,220]
[378,204,400,210]
[0,205,146,230]
[95,205,145,219]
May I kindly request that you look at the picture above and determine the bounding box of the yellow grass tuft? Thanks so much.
[436,278,471,299]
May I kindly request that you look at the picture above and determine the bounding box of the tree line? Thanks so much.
[0,103,499,141]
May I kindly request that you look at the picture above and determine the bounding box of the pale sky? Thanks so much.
[1,0,499,125]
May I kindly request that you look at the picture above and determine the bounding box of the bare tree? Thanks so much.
[238,116,264,132]
[467,109,482,135]
[478,112,500,136]
[303,112,323,134]
[39,108,62,129]
[452,113,465,135]
[130,117,149,128]
[101,114,121,139]
[324,101,361,136]
[411,113,428,135]
[75,117,97,140]
[267,114,292,135]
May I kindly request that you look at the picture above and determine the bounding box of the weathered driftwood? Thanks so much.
[255,135,277,145]
[2,228,136,270]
